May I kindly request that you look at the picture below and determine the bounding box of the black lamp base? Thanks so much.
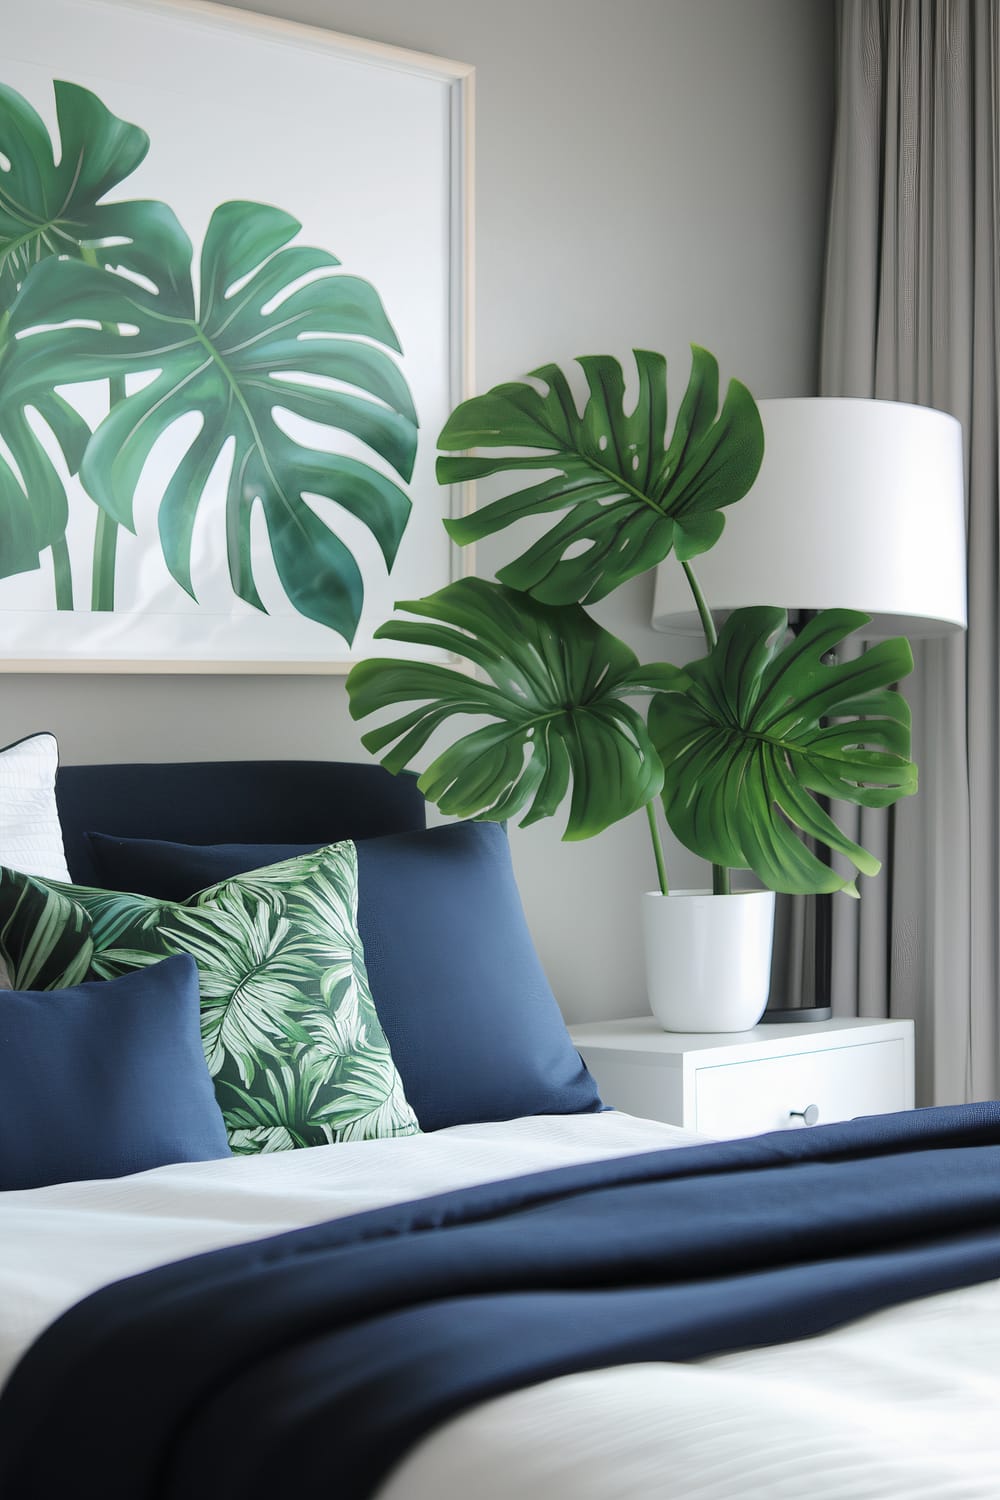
[759,1004,833,1024]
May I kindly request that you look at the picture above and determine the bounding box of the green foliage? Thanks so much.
[438,346,763,606]
[8,201,416,639]
[0,79,151,299]
[0,868,93,989]
[348,578,681,838]
[348,344,919,899]
[0,78,417,637]
[0,80,160,590]
[648,607,917,895]
[0,383,87,586]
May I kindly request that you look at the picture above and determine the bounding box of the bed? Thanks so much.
[0,740,998,1499]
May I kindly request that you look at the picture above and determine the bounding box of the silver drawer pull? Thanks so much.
[789,1104,820,1126]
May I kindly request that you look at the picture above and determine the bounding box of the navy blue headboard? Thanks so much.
[55,761,426,886]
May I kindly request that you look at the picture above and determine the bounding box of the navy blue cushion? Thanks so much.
[84,823,603,1130]
[355,822,602,1129]
[59,761,425,886]
[0,952,232,1190]
[85,832,312,905]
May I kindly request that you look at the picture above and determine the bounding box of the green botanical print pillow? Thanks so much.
[0,845,419,1154]
[0,869,93,990]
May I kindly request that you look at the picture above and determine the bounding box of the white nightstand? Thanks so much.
[569,1016,915,1138]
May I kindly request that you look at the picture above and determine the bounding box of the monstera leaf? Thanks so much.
[346,577,679,838]
[648,607,917,896]
[0,346,92,588]
[7,200,418,640]
[436,346,763,607]
[0,79,174,596]
[0,388,87,587]
[0,79,152,303]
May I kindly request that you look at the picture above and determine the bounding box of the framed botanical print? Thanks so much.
[0,0,473,671]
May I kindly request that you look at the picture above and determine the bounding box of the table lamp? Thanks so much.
[651,396,967,1020]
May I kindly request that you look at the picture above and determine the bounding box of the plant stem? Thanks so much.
[91,507,120,611]
[81,245,122,613]
[51,536,74,612]
[683,558,731,894]
[645,799,669,896]
[90,369,125,611]
[681,559,718,649]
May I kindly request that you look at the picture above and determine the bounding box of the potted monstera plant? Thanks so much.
[346,347,917,1031]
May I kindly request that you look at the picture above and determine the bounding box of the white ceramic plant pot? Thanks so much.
[641,888,776,1033]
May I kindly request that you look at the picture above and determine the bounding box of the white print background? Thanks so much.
[2,0,462,666]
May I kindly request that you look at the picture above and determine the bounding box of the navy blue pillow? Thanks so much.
[355,822,602,1129]
[84,823,603,1130]
[85,832,312,905]
[0,952,232,1190]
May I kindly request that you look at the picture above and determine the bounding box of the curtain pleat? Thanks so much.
[819,0,998,1103]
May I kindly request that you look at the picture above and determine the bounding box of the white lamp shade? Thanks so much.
[651,397,967,638]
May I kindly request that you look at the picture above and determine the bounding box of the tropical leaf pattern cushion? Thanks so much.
[0,844,419,1153]
[0,864,92,990]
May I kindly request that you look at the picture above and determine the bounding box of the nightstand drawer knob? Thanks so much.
[789,1104,820,1126]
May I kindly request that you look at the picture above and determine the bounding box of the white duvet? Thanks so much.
[1,1110,998,1499]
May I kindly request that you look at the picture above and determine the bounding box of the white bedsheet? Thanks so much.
[2,1111,998,1498]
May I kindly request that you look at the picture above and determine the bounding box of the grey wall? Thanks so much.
[4,0,835,1022]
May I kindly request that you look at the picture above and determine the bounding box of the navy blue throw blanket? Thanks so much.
[3,1105,1000,1500]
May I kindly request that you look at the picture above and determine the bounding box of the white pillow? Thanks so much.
[0,733,72,882]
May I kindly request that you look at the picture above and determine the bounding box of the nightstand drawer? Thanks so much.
[694,1037,910,1137]
[568,1017,916,1137]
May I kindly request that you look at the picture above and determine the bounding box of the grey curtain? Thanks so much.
[820,0,999,1103]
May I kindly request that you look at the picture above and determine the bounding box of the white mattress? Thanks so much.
[2,1111,998,1498]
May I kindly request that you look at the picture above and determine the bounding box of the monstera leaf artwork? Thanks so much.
[0,80,161,599]
[8,203,417,636]
[0,79,152,299]
[0,77,418,643]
